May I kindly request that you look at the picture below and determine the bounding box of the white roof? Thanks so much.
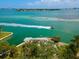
[24,37,49,42]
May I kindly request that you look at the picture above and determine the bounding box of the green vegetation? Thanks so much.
[0,32,12,40]
[0,35,79,59]
[0,25,12,40]
[0,25,3,34]
[0,41,10,59]
[69,35,79,59]
[18,40,74,59]
[0,41,18,59]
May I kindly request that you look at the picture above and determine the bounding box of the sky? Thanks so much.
[0,0,79,9]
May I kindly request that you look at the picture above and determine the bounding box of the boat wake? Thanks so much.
[0,23,51,29]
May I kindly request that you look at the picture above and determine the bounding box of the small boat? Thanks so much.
[51,26,54,29]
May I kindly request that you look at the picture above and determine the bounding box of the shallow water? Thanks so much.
[0,9,79,45]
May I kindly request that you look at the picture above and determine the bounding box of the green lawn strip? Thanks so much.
[0,32,13,40]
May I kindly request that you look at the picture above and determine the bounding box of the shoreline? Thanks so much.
[16,37,68,47]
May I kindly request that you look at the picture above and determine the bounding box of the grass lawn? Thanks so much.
[0,32,13,40]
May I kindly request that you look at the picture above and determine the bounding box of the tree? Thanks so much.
[0,41,10,59]
[69,35,79,59]
[9,45,18,59]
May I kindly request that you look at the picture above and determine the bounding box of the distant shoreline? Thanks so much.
[0,8,79,12]
[16,8,79,12]
[16,9,61,12]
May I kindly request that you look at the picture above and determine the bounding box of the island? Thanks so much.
[16,8,79,12]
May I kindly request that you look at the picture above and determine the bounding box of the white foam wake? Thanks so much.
[0,23,51,29]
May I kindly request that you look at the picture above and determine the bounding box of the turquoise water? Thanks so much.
[0,9,79,45]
